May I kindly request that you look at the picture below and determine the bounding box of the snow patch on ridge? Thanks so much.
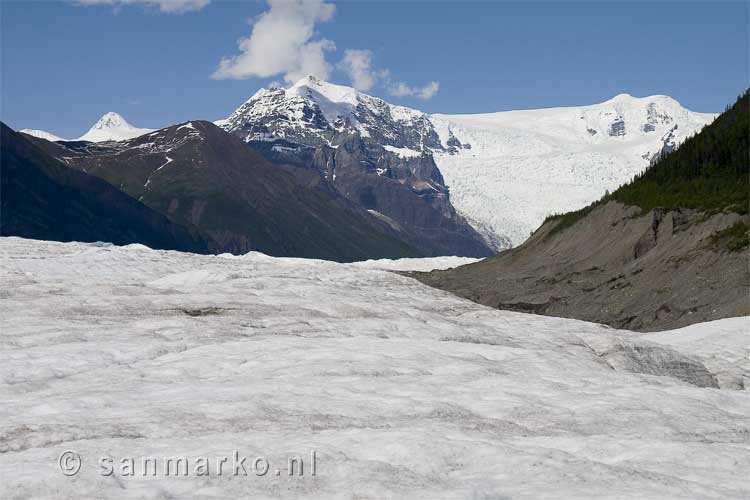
[154,156,173,172]
[383,145,421,158]
[177,122,196,131]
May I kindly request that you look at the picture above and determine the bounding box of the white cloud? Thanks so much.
[339,49,377,91]
[212,0,336,83]
[211,0,439,100]
[337,50,439,100]
[388,80,440,100]
[79,0,439,99]
[389,82,412,97]
[76,0,210,14]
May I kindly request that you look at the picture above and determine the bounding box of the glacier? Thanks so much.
[1,237,748,499]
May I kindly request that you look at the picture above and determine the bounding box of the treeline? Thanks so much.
[612,88,748,213]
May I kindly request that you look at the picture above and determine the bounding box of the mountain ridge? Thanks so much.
[18,81,717,253]
[219,76,716,248]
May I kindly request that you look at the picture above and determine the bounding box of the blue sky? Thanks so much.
[1,1,747,139]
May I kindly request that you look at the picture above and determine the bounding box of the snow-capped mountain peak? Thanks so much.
[287,75,361,117]
[19,129,66,142]
[94,111,128,129]
[77,112,153,143]
[222,75,441,151]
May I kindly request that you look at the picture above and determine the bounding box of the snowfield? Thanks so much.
[1,238,748,499]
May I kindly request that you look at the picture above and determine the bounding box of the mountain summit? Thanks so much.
[77,112,153,143]
[222,75,440,152]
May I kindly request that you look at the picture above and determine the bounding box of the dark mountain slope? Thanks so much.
[39,121,417,262]
[414,91,749,331]
[0,123,212,253]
